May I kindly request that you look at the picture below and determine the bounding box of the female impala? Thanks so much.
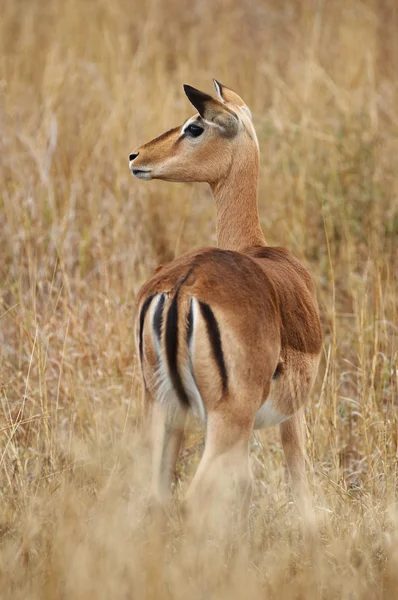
[129,81,322,526]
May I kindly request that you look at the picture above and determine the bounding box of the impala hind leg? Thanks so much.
[183,409,254,539]
[280,407,314,528]
[150,400,187,508]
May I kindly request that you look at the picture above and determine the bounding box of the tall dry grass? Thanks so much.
[0,0,397,597]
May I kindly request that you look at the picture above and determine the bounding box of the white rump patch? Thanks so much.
[254,397,291,429]
[180,297,206,422]
[150,294,205,422]
[180,360,205,422]
[151,295,176,407]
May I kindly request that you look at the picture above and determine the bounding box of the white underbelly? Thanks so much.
[254,397,291,429]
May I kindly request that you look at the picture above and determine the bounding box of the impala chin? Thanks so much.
[131,167,152,180]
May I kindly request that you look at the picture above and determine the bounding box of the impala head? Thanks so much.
[129,80,258,185]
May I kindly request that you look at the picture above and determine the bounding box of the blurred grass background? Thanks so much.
[0,0,397,597]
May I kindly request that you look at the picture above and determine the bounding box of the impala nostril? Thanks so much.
[129,152,139,161]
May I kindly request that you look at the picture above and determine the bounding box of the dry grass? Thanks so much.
[0,0,397,597]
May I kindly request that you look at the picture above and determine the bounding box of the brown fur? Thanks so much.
[130,81,322,530]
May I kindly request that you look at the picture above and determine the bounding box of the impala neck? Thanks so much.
[211,154,266,252]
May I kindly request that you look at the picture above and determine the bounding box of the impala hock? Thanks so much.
[129,81,322,526]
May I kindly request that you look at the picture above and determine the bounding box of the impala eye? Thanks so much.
[186,123,204,138]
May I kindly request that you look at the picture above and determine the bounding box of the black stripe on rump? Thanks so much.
[198,301,228,392]
[186,298,194,348]
[139,295,155,362]
[165,288,190,406]
[153,293,166,342]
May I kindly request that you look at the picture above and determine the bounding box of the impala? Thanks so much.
[129,81,322,528]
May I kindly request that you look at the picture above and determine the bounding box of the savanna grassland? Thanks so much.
[0,0,397,597]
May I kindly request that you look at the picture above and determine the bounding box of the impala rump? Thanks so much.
[136,247,286,424]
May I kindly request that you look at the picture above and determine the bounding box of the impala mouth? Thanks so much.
[130,165,152,180]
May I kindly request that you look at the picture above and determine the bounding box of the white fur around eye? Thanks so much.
[180,116,203,138]
[181,116,195,136]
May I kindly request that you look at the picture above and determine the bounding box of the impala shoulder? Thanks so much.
[248,246,316,292]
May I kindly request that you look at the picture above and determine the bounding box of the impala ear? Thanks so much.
[183,84,239,137]
[213,79,252,119]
